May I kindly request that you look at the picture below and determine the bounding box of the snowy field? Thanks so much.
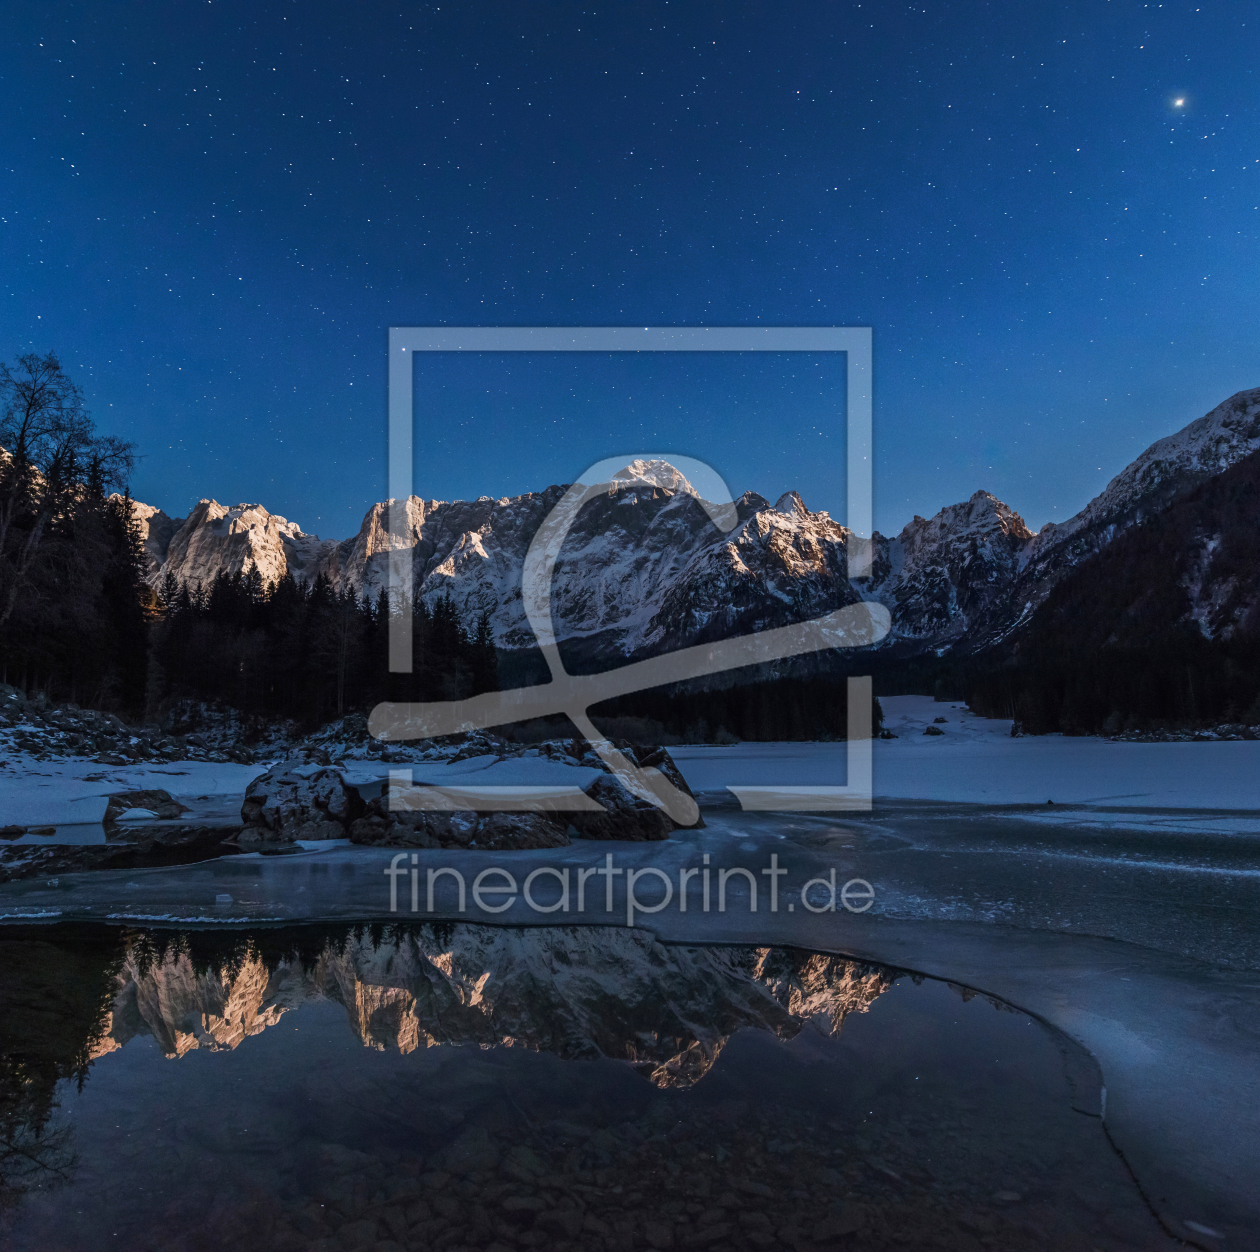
[0,759,261,830]
[672,695,1260,814]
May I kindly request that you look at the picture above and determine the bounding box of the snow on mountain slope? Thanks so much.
[123,388,1260,659]
[333,466,859,660]
[1021,387,1260,579]
[130,500,182,578]
[134,499,339,589]
[865,490,1034,647]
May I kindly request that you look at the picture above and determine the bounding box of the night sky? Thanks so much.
[3,1,1257,542]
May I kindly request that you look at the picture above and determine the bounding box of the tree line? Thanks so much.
[149,569,498,727]
[0,351,149,708]
[958,448,1260,733]
[0,350,498,726]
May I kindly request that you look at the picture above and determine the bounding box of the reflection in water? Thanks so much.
[0,924,1173,1252]
[97,924,894,1085]
[0,928,124,1208]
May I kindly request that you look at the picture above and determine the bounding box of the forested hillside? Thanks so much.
[967,448,1260,733]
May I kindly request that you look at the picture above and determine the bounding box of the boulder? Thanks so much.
[568,743,703,841]
[240,761,365,842]
[104,790,189,822]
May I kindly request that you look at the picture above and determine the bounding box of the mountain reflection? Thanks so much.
[0,922,892,1213]
[99,924,894,1085]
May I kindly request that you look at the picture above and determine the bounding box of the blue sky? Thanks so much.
[2,1,1257,539]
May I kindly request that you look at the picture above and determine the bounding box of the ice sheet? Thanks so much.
[671,695,1260,811]
[0,756,264,826]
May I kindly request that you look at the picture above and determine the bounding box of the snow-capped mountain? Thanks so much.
[135,498,337,589]
[126,386,1260,659]
[863,490,1035,650]
[1014,386,1260,610]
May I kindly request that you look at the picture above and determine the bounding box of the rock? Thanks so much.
[239,760,364,842]
[384,1178,422,1205]
[571,773,675,841]
[503,1145,547,1181]
[294,818,346,841]
[403,1199,432,1224]
[348,794,568,852]
[105,790,189,822]
[378,1205,408,1240]
[437,1126,501,1175]
[502,1196,547,1214]
[740,1181,775,1198]
[680,1223,732,1247]
[232,736,701,849]
[958,1212,998,1236]
[642,1217,676,1248]
[569,744,702,840]
[922,725,945,736]
[933,715,947,723]
[814,1206,865,1238]
[334,1217,378,1249]
[535,1208,585,1239]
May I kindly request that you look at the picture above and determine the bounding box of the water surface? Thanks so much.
[0,923,1173,1251]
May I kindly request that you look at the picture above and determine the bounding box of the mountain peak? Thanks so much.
[774,490,808,516]
[611,459,697,495]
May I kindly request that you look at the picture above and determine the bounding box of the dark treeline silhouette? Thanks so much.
[0,352,148,709]
[149,571,498,728]
[588,668,880,744]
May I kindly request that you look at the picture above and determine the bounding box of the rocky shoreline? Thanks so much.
[237,736,703,851]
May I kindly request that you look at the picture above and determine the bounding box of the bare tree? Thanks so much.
[0,351,135,628]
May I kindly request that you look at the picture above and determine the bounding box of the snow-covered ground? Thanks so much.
[0,757,261,833]
[4,694,1260,834]
[672,695,1260,813]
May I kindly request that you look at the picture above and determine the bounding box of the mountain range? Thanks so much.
[127,386,1260,662]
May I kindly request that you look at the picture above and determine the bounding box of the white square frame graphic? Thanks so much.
[384,325,875,811]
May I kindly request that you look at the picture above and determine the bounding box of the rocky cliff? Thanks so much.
[124,387,1260,659]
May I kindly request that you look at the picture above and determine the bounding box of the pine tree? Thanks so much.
[471,609,498,694]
